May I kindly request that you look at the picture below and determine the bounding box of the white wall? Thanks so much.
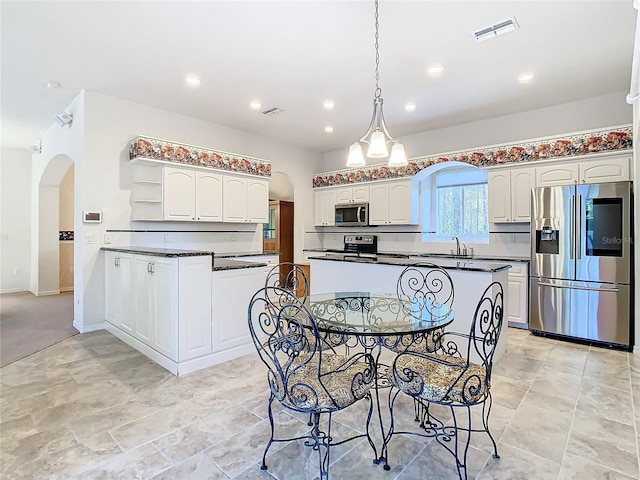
[0,147,31,293]
[321,91,632,172]
[68,91,321,331]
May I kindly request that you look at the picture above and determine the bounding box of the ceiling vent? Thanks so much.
[473,17,519,42]
[261,107,284,116]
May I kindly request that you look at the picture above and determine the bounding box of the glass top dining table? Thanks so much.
[303,291,454,337]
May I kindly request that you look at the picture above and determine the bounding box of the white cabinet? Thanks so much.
[223,175,269,223]
[104,251,213,374]
[314,188,338,226]
[195,171,224,221]
[536,156,630,187]
[105,251,134,335]
[369,179,415,225]
[507,261,529,329]
[488,167,535,223]
[335,185,370,204]
[211,266,267,353]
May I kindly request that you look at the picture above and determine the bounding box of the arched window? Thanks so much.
[417,163,489,243]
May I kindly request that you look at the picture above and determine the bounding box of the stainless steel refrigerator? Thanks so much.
[529,181,633,349]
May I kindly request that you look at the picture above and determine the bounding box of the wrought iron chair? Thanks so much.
[265,262,309,300]
[249,286,376,479]
[385,281,504,480]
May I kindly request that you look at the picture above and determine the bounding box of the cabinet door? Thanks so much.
[507,263,529,327]
[487,170,511,223]
[579,156,630,184]
[314,190,326,226]
[247,178,269,223]
[369,183,389,225]
[323,189,337,226]
[133,256,154,345]
[387,180,414,224]
[536,163,579,186]
[105,252,135,334]
[511,168,535,222]
[178,256,212,361]
[163,167,196,221]
[335,188,353,204]
[222,176,248,222]
[352,185,370,202]
[195,171,223,221]
[150,257,179,361]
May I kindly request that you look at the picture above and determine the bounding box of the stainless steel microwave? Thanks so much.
[335,203,369,226]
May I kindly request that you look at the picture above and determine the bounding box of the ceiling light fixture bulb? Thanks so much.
[347,143,366,168]
[518,72,535,83]
[323,100,335,110]
[324,126,334,133]
[46,81,60,89]
[427,64,444,76]
[250,100,262,110]
[388,142,407,167]
[185,74,201,87]
[404,103,416,112]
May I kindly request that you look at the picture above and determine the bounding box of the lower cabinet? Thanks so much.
[507,261,529,329]
[211,266,267,353]
[104,251,212,374]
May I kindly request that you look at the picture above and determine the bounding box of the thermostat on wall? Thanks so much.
[82,210,102,223]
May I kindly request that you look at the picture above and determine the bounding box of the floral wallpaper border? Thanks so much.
[312,125,632,187]
[129,136,271,177]
[59,231,74,241]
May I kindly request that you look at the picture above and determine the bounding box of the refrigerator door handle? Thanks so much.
[576,194,582,260]
[537,281,620,293]
[569,195,575,260]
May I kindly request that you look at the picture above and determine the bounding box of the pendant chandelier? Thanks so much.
[347,0,407,168]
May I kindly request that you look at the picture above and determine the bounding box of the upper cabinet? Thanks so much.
[488,166,536,223]
[369,179,415,225]
[164,167,223,222]
[223,175,269,223]
[335,185,370,204]
[131,162,267,223]
[536,155,630,187]
[314,188,338,226]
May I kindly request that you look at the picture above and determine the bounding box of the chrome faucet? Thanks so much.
[451,236,460,256]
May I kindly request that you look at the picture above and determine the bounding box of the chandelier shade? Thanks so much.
[346,0,408,168]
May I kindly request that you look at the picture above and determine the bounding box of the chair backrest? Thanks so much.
[248,286,325,409]
[459,281,504,381]
[396,263,454,320]
[265,262,309,300]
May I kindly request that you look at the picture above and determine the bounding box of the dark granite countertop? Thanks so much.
[212,258,268,271]
[101,246,214,257]
[215,252,280,258]
[307,253,512,273]
[303,248,529,263]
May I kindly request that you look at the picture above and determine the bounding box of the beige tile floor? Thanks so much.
[1,327,638,479]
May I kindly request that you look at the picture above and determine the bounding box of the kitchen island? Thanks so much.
[308,254,511,361]
[103,247,269,375]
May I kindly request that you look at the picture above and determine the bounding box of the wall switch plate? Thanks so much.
[104,233,112,244]
[14,268,21,276]
[509,235,516,243]
[164,234,171,243]
[85,234,94,244]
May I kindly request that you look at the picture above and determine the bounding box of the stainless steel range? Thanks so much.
[343,235,378,256]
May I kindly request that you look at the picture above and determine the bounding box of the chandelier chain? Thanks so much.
[374,0,381,98]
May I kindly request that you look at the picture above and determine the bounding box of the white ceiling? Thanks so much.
[1,1,637,153]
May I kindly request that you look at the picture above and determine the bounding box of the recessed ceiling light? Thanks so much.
[324,126,334,133]
[518,72,535,83]
[427,64,444,76]
[250,100,263,110]
[323,100,335,110]
[185,74,201,87]
[46,81,60,89]
[404,103,416,112]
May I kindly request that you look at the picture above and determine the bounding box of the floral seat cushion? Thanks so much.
[273,353,374,410]
[393,353,487,404]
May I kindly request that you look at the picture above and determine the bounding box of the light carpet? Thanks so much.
[0,291,78,367]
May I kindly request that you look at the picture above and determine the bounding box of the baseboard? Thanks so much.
[73,321,105,333]
[60,287,74,292]
[0,288,29,294]
[31,290,60,296]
